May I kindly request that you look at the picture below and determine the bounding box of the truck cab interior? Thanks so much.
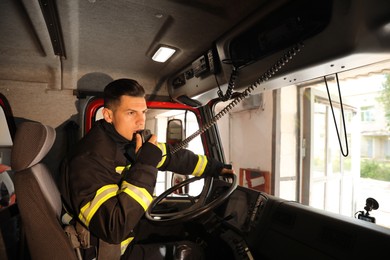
[1,0,390,259]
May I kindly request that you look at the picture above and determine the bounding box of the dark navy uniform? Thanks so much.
[60,119,224,258]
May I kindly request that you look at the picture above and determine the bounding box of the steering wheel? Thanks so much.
[145,173,237,224]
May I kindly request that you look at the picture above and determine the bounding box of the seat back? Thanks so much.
[11,122,78,260]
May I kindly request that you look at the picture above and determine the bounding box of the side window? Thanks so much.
[145,109,204,196]
[0,97,13,167]
[0,94,16,208]
[360,106,375,122]
[0,107,13,146]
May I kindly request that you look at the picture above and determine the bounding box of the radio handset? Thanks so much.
[136,129,152,144]
[126,129,152,164]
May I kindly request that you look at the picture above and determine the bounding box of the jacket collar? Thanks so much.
[97,119,133,147]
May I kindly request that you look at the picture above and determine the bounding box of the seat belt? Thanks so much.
[64,225,83,260]
[64,220,121,260]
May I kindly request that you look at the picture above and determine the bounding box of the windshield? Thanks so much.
[215,64,390,229]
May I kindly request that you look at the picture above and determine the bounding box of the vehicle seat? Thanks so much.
[11,122,78,260]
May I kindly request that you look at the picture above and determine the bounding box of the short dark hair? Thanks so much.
[104,78,145,109]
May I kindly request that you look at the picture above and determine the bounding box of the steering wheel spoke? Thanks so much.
[146,174,237,224]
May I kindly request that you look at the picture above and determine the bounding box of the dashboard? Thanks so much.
[215,186,267,234]
[210,182,271,259]
[208,180,390,259]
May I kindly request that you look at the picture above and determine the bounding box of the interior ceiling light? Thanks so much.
[152,46,176,62]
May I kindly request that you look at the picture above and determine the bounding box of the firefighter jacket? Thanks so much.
[59,119,225,254]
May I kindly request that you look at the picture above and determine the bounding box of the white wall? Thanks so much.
[0,80,77,128]
[216,90,273,174]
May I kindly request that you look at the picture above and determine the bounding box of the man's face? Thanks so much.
[102,95,147,141]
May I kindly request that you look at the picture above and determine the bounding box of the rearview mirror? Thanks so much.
[166,119,183,145]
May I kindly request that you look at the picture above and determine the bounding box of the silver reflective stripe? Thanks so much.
[121,181,153,211]
[192,155,208,177]
[79,184,118,227]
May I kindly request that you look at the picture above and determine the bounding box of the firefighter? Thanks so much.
[59,78,234,259]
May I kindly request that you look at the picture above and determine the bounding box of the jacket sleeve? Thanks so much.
[65,143,162,244]
[156,142,225,177]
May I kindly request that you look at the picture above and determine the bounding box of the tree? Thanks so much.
[378,74,390,129]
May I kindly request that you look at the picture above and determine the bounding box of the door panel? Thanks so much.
[302,88,358,215]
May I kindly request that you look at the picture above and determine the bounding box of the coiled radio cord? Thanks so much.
[217,66,239,101]
[170,42,304,154]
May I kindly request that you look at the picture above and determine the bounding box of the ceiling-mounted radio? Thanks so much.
[192,49,220,78]
[171,48,220,90]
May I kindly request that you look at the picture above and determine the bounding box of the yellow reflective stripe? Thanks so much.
[121,181,153,211]
[156,143,167,168]
[192,155,208,177]
[79,184,118,227]
[121,237,134,255]
[116,166,125,174]
[115,164,131,174]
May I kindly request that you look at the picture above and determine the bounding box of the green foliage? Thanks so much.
[378,74,390,129]
[361,159,390,181]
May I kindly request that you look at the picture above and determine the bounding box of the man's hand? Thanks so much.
[134,133,162,167]
[135,133,158,153]
[220,165,235,175]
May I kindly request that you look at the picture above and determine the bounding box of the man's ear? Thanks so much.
[102,108,113,123]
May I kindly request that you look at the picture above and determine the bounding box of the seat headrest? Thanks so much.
[11,122,56,171]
